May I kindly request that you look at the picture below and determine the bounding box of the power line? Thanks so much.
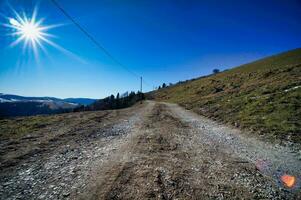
[50,0,148,83]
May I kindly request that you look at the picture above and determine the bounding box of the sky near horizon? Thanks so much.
[0,0,301,99]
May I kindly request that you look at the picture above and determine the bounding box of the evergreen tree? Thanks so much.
[213,68,220,74]
[116,93,120,108]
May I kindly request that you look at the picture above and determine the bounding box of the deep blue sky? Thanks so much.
[0,0,300,98]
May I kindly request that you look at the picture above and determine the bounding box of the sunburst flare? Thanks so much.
[4,7,58,56]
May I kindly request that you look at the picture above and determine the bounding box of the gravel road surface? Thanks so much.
[1,101,300,199]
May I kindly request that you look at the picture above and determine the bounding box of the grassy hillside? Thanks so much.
[149,48,301,144]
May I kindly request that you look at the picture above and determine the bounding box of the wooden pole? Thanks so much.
[140,77,142,103]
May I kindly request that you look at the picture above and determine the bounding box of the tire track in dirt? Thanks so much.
[88,103,195,199]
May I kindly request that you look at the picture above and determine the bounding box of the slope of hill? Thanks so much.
[149,48,301,144]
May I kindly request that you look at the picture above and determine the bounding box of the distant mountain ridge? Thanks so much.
[0,93,97,117]
[0,93,97,105]
[0,94,61,102]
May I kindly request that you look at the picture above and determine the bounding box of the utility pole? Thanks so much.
[140,77,143,103]
[140,77,142,93]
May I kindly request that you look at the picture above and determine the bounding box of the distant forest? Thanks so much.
[74,91,145,112]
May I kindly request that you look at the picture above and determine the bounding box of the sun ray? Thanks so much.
[39,35,87,64]
[10,34,26,47]
[31,6,38,24]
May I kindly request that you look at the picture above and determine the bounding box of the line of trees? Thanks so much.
[73,91,145,112]
[156,82,174,90]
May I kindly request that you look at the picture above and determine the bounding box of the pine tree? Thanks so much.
[116,93,120,108]
[213,69,220,74]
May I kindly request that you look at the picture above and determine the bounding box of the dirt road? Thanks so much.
[0,101,300,199]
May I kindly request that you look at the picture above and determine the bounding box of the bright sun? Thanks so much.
[5,7,57,54]
[9,17,42,41]
[3,6,85,63]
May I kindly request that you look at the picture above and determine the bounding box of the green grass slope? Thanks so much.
[150,48,301,144]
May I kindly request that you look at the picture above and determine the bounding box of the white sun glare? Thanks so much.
[10,17,42,41]
[3,6,86,64]
[4,7,57,57]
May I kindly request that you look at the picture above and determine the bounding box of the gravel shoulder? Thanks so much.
[165,102,301,180]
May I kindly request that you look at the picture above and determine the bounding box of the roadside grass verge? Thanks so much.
[149,48,301,144]
[0,115,63,139]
